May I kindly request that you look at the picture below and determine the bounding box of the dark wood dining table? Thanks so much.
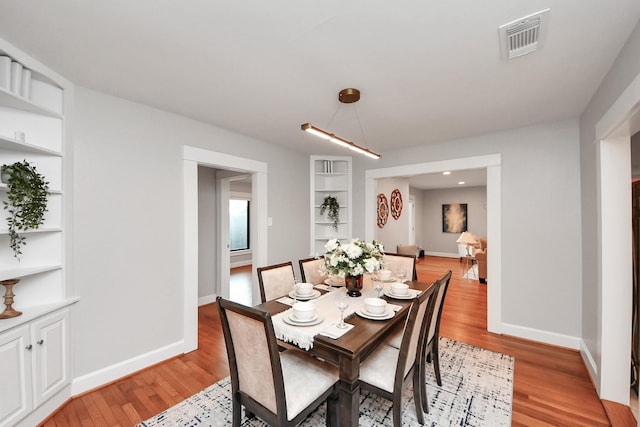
[256,280,434,427]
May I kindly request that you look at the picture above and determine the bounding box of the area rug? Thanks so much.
[463,264,478,279]
[138,338,513,427]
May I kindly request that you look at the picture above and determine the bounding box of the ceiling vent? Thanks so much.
[499,9,550,60]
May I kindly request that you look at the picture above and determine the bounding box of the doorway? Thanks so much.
[364,154,502,333]
[183,146,268,353]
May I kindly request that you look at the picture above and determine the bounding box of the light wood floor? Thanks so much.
[42,256,623,426]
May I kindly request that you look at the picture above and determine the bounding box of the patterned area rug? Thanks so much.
[138,338,513,427]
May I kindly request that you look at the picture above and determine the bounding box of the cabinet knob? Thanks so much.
[25,344,32,350]
[37,339,44,345]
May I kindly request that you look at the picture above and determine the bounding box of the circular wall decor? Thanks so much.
[390,189,403,220]
[377,193,389,228]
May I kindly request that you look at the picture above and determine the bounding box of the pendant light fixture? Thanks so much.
[301,88,381,159]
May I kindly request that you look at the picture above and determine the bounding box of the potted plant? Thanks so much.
[1,160,49,260]
[320,195,340,231]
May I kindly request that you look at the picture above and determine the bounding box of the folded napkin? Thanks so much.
[319,322,354,339]
[314,284,333,291]
[276,296,295,306]
[387,303,403,312]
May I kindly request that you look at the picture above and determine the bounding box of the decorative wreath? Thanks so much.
[390,189,403,220]
[377,193,389,228]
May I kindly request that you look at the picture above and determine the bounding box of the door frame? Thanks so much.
[183,146,267,352]
[365,154,502,333]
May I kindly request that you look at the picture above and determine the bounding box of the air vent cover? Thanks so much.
[499,9,550,59]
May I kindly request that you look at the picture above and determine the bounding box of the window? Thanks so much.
[230,199,250,251]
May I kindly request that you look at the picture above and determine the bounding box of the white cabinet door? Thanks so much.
[32,310,68,407]
[0,325,33,427]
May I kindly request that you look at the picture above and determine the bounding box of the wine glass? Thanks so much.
[397,269,407,283]
[291,279,300,304]
[336,293,350,329]
[373,276,384,297]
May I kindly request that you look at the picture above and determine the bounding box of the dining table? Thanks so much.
[256,279,434,427]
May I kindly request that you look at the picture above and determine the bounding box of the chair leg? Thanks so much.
[433,340,442,386]
[232,397,241,427]
[245,409,255,419]
[413,368,426,423]
[420,359,429,413]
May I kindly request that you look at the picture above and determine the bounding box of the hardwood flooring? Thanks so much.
[42,256,624,426]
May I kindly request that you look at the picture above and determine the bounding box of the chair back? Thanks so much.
[298,256,327,285]
[217,297,285,417]
[383,253,417,281]
[396,286,436,381]
[427,270,453,344]
[257,261,295,302]
[396,244,417,257]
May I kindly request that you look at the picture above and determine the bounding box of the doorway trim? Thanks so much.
[183,146,268,352]
[593,71,640,403]
[364,154,502,333]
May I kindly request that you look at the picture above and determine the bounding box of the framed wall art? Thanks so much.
[442,203,467,233]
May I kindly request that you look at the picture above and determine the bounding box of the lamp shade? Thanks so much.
[456,231,477,245]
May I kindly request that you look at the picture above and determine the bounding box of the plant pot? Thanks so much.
[0,166,9,184]
[345,274,363,297]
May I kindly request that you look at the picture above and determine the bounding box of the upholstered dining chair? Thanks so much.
[298,256,327,285]
[382,253,418,281]
[257,261,296,303]
[217,297,339,426]
[357,286,436,425]
[383,270,452,413]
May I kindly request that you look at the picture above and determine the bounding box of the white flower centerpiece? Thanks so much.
[324,238,384,297]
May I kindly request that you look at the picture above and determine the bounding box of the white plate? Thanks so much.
[356,307,394,320]
[383,289,418,300]
[361,307,388,317]
[283,314,324,326]
[288,289,321,300]
[324,279,344,287]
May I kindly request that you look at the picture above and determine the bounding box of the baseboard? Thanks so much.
[199,294,217,306]
[71,340,184,396]
[17,384,71,427]
[580,339,599,385]
[501,322,581,350]
[230,260,251,268]
[425,251,459,259]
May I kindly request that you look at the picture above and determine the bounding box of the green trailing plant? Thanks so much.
[2,160,49,260]
[320,195,340,231]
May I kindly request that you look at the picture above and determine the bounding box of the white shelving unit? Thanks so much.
[0,40,74,427]
[310,156,352,255]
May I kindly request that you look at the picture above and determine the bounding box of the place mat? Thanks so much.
[272,288,386,350]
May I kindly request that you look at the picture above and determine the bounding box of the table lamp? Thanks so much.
[456,231,477,257]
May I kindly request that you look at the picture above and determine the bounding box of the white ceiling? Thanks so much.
[0,1,638,163]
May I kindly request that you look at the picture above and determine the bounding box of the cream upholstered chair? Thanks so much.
[383,270,452,413]
[217,297,339,426]
[383,253,417,281]
[257,262,296,303]
[396,244,418,257]
[358,286,436,425]
[298,256,327,285]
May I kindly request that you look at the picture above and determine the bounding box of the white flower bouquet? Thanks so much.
[324,238,384,277]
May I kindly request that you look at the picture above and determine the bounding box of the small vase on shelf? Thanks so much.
[345,274,363,297]
[0,279,22,319]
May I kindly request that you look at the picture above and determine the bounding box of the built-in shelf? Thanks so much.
[0,87,62,118]
[0,183,61,194]
[0,297,78,335]
[0,265,62,282]
[310,156,352,255]
[0,227,62,235]
[0,135,62,156]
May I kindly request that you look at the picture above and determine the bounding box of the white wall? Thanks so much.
[375,177,409,252]
[352,119,582,341]
[72,87,310,386]
[420,186,487,256]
